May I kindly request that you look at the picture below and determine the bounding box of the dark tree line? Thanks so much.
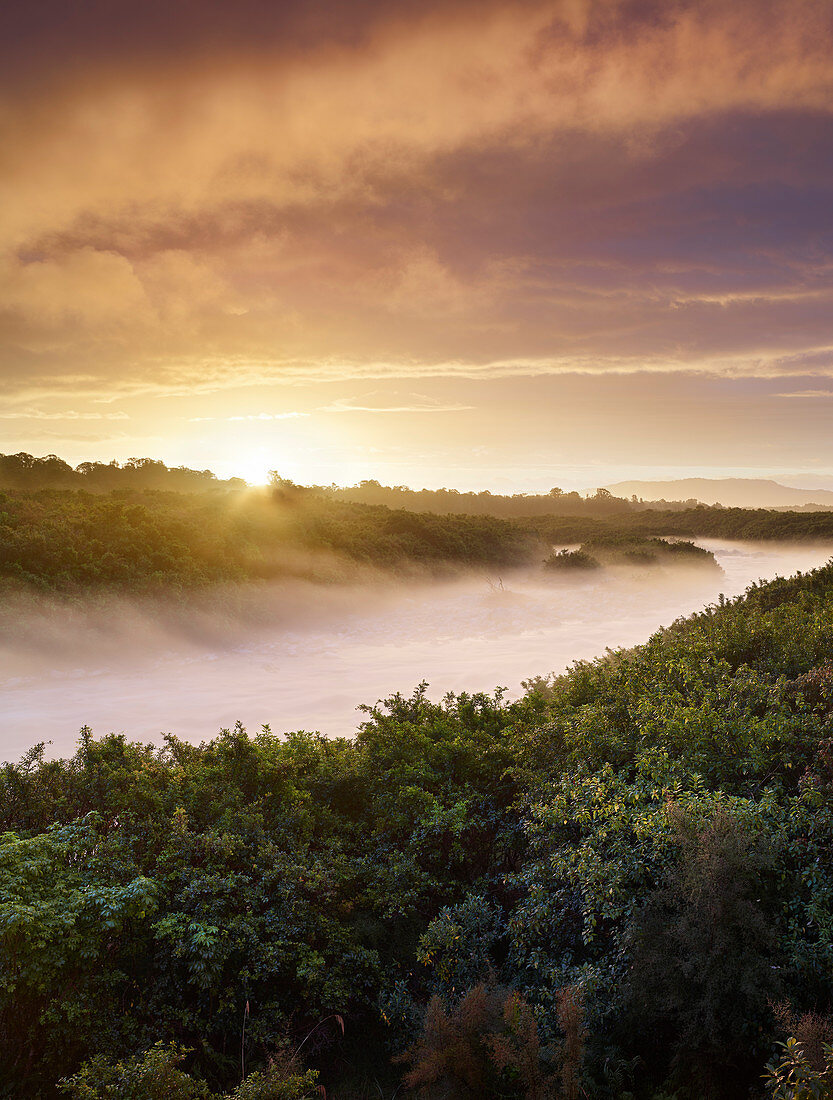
[0,453,245,493]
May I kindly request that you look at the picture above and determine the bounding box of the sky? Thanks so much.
[1,0,832,490]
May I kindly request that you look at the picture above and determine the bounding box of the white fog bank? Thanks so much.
[2,540,832,762]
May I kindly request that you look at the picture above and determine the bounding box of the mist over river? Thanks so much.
[3,540,833,762]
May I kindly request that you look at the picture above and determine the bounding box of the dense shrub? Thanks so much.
[8,562,833,1094]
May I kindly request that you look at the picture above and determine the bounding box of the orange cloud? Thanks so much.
[1,0,832,400]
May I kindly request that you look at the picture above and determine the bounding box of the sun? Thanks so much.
[205,444,275,485]
[233,454,274,486]
[188,415,320,487]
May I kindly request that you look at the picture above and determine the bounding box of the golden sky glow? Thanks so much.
[1,0,833,488]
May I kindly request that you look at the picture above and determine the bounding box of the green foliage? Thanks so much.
[0,815,157,1093]
[59,1043,320,1100]
[0,693,523,1097]
[1,451,832,599]
[227,1060,320,1100]
[524,507,833,544]
[764,1038,833,1099]
[61,1044,213,1099]
[0,484,539,595]
[417,895,504,996]
[623,808,779,1096]
[11,561,833,1094]
[543,538,718,574]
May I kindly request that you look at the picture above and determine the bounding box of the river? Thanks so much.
[2,540,831,762]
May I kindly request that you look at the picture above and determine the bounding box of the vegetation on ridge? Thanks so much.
[543,537,718,573]
[0,484,539,594]
[2,454,833,598]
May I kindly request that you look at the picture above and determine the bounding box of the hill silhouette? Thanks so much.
[605,476,833,509]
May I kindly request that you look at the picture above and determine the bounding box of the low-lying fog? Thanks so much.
[2,540,832,762]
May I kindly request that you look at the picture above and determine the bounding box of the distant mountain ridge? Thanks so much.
[604,477,833,509]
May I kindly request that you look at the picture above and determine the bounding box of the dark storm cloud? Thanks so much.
[0,0,525,95]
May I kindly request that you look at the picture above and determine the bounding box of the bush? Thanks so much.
[624,808,779,1097]
[764,1037,833,1099]
[60,1044,320,1100]
[60,1044,213,1100]
[543,549,600,571]
[396,983,559,1099]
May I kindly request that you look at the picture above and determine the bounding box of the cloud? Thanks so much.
[188,412,310,421]
[11,429,135,444]
[0,249,150,330]
[318,392,475,413]
[0,408,129,420]
[774,389,833,399]
[1,0,833,399]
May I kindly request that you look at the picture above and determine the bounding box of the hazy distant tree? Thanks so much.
[0,452,75,488]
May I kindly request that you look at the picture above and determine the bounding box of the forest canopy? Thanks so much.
[2,454,833,597]
[0,485,540,594]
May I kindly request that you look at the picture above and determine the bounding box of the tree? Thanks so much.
[624,808,779,1097]
[397,983,560,1100]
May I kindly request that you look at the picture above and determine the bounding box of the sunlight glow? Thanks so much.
[233,454,273,486]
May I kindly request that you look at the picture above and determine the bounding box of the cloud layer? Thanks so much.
[1,0,832,404]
